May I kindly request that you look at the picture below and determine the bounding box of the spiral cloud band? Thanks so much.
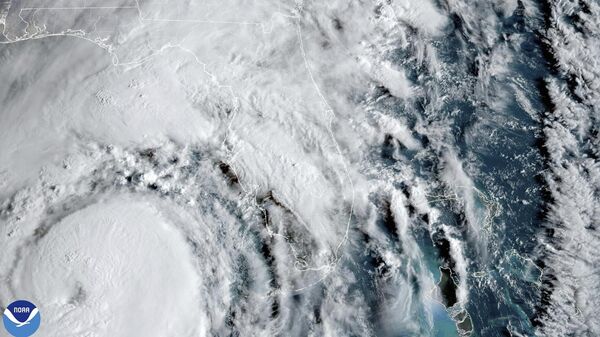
[1,0,599,336]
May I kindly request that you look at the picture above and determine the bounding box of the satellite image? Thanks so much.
[0,0,598,336]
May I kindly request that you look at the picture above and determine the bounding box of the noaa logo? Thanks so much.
[2,300,40,337]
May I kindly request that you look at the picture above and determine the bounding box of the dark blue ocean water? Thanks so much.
[378,4,550,336]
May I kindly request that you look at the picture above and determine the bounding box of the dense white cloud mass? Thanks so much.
[533,1,600,336]
[15,197,203,336]
[0,0,597,336]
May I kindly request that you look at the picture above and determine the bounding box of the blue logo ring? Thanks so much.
[3,300,41,337]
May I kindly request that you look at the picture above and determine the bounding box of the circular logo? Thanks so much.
[2,300,40,337]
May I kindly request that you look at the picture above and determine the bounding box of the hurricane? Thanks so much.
[0,0,598,336]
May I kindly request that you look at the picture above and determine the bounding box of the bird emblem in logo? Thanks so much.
[2,300,40,337]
